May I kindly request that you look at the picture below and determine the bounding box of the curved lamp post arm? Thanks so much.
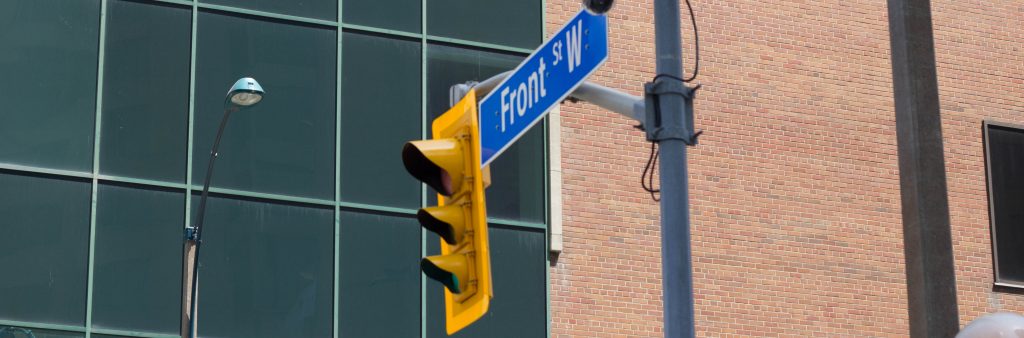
[191,106,236,244]
[185,77,263,338]
[186,106,234,338]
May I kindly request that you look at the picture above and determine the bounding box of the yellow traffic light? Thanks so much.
[402,89,492,335]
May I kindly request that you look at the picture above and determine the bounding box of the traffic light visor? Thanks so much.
[422,254,468,294]
[418,205,466,245]
[402,139,465,196]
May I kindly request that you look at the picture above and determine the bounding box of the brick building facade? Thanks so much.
[548,0,1024,336]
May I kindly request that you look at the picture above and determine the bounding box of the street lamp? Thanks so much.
[185,77,264,338]
[957,312,1024,337]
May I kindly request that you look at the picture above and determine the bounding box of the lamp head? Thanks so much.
[226,77,264,107]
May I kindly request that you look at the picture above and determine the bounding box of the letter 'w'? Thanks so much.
[566,20,582,73]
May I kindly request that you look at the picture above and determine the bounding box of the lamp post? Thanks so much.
[184,77,264,338]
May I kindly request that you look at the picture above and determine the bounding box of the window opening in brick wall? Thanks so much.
[984,121,1024,287]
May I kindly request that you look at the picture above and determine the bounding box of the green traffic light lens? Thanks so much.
[421,258,462,294]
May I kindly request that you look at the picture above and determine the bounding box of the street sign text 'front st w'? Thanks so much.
[478,9,608,167]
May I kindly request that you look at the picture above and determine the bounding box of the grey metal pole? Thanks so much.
[886,0,960,336]
[654,0,695,337]
[570,82,645,122]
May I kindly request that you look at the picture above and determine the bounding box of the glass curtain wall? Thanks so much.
[0,0,547,337]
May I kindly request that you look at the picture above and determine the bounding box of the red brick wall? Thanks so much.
[547,0,1024,336]
[933,0,1024,325]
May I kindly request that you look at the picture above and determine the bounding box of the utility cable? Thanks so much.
[641,0,700,201]
[653,0,699,83]
[641,141,661,201]
[683,0,699,82]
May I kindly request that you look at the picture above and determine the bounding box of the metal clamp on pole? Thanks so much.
[643,77,701,145]
[450,82,478,107]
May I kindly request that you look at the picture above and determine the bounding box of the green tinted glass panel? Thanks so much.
[338,212,420,337]
[427,45,544,222]
[0,327,84,338]
[100,0,190,182]
[193,196,333,338]
[194,12,337,200]
[426,45,521,118]
[427,0,541,49]
[486,126,545,223]
[0,0,98,171]
[0,172,90,325]
[340,33,421,209]
[426,225,546,337]
[205,0,335,21]
[93,183,184,335]
[343,0,420,33]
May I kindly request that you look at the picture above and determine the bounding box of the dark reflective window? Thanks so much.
[340,33,421,209]
[193,196,334,338]
[0,172,91,325]
[427,44,545,223]
[101,0,191,182]
[985,123,1024,285]
[92,183,184,335]
[205,0,336,21]
[487,126,546,223]
[1,327,84,338]
[0,0,99,171]
[427,0,541,49]
[343,0,420,34]
[426,225,547,337]
[339,212,420,337]
[194,11,337,200]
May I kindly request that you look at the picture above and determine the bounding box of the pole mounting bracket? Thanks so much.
[643,77,700,145]
[184,226,198,242]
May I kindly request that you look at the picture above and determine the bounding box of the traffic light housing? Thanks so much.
[402,89,492,335]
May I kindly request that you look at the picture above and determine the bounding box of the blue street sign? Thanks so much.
[478,9,608,167]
